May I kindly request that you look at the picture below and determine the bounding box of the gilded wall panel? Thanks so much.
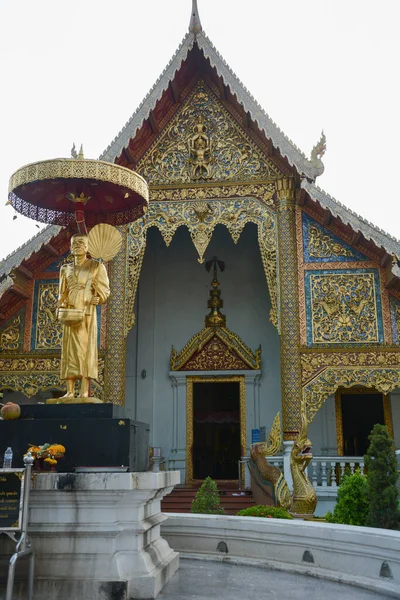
[305,269,383,345]
[33,281,62,350]
[390,295,400,344]
[0,309,24,352]
[302,214,367,263]
[136,80,282,185]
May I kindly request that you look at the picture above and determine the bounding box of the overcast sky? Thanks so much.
[0,0,399,261]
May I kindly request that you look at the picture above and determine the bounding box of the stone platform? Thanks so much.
[0,404,149,472]
[0,471,180,599]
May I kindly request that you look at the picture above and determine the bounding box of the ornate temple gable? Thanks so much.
[301,180,400,277]
[302,214,368,263]
[135,80,282,188]
[170,327,261,371]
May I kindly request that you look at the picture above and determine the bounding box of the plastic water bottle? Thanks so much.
[3,447,13,469]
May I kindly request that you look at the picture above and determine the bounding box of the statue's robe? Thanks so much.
[59,259,109,381]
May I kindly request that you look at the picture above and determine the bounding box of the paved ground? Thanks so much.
[158,559,393,600]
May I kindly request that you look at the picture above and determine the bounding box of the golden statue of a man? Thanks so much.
[57,234,110,400]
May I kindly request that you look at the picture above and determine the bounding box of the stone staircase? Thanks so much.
[161,484,255,515]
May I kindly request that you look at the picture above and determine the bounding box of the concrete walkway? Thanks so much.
[158,559,394,599]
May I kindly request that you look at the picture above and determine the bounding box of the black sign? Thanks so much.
[0,469,24,531]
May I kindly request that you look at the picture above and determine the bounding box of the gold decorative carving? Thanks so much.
[149,182,275,204]
[300,350,400,385]
[0,354,104,399]
[137,80,282,185]
[335,387,394,455]
[36,283,62,349]
[188,115,213,180]
[308,224,354,259]
[185,376,246,484]
[304,367,400,423]
[276,178,303,437]
[309,272,379,344]
[171,327,261,371]
[126,197,278,336]
[0,316,21,351]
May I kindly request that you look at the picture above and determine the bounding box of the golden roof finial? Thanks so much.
[78,144,85,160]
[205,257,226,327]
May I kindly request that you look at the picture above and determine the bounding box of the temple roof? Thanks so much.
[1,2,400,291]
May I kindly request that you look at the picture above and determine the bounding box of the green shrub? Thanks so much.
[237,505,293,519]
[191,476,224,514]
[325,469,368,526]
[364,424,400,530]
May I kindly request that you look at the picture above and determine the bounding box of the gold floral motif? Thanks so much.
[300,350,400,384]
[36,283,62,349]
[150,182,275,204]
[126,198,278,337]
[310,272,379,344]
[308,224,354,259]
[137,80,282,185]
[0,315,21,351]
[304,367,400,423]
[170,327,261,371]
[185,376,246,484]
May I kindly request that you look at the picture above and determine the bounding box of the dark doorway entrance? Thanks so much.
[340,392,385,456]
[193,381,241,480]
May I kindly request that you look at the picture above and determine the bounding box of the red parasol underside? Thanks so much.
[8,158,149,229]
[9,178,146,227]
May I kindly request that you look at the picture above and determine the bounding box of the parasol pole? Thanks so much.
[75,202,88,236]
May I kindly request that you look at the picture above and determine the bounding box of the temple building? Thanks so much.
[0,2,399,487]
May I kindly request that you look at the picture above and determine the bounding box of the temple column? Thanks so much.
[104,227,127,405]
[276,178,302,440]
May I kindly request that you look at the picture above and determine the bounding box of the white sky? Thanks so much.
[0,0,399,261]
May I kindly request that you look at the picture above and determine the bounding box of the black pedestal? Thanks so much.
[0,404,150,472]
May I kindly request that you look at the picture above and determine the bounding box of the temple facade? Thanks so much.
[0,3,399,486]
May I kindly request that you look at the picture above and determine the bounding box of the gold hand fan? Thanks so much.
[88,223,122,262]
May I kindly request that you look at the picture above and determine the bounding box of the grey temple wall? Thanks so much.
[124,223,281,462]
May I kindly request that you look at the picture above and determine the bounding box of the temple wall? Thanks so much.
[125,223,281,461]
[392,390,400,448]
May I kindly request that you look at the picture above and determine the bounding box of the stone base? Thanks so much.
[46,395,103,404]
[0,471,180,599]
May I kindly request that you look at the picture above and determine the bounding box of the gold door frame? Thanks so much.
[335,386,394,456]
[186,375,246,484]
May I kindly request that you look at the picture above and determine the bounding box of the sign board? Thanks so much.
[259,426,266,443]
[0,469,24,531]
[251,429,260,444]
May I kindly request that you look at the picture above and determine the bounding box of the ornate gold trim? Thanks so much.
[9,158,149,202]
[185,375,246,485]
[126,197,278,336]
[335,387,394,455]
[170,327,261,371]
[304,367,400,424]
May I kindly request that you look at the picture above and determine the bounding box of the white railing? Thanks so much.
[311,456,364,488]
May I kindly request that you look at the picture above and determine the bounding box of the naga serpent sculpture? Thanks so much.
[249,411,317,517]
